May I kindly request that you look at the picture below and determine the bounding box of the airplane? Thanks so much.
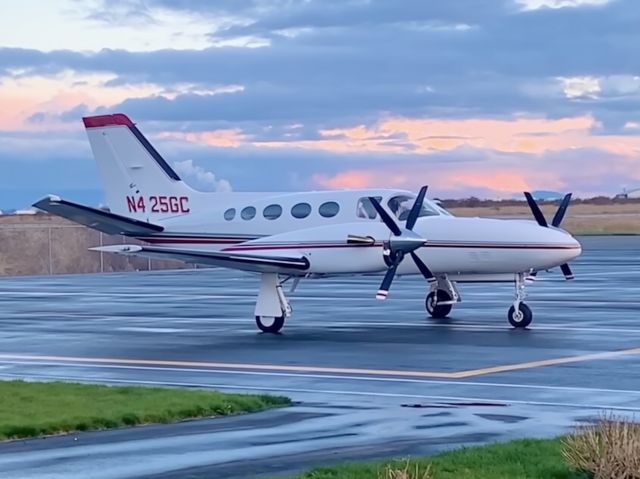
[33,113,582,334]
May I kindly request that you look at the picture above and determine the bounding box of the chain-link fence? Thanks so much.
[0,215,189,276]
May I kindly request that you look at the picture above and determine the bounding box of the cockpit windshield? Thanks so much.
[387,195,441,221]
[432,200,453,217]
[356,194,452,221]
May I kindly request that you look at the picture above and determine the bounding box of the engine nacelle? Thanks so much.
[223,222,391,274]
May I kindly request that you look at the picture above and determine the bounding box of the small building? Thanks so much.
[626,188,640,199]
[615,187,640,199]
[14,208,37,215]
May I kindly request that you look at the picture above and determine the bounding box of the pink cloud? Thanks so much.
[178,115,638,159]
[314,115,640,158]
[151,114,640,197]
[0,73,172,131]
[313,171,410,189]
[155,115,640,170]
[311,165,564,198]
[158,129,246,148]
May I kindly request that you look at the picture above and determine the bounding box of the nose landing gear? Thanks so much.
[425,275,459,319]
[508,272,533,328]
[425,290,453,318]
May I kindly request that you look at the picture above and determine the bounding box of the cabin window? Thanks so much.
[291,202,312,219]
[356,197,381,219]
[223,208,236,221]
[263,204,282,220]
[319,201,340,218]
[241,206,256,220]
[387,195,439,221]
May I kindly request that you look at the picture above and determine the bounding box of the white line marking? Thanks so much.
[116,327,188,333]
[5,312,640,334]
[2,360,640,395]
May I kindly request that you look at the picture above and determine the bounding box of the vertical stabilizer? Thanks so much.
[83,113,196,220]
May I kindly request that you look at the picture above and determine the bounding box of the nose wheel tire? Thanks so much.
[508,303,533,328]
[255,315,285,334]
[426,290,453,319]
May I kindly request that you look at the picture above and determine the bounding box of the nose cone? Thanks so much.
[556,228,581,260]
[543,226,582,265]
[569,235,582,259]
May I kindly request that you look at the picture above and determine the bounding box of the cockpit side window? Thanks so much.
[387,195,439,221]
[356,197,381,219]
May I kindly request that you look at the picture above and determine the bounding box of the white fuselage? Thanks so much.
[136,188,581,278]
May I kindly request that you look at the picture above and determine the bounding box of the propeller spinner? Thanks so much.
[367,186,436,300]
[524,192,575,280]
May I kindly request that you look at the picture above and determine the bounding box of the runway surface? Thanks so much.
[0,235,639,478]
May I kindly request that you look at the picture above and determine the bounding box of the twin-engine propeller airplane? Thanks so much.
[34,113,582,333]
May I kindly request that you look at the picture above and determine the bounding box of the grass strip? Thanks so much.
[292,438,590,479]
[0,380,289,440]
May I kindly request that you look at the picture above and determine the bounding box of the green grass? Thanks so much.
[0,380,290,440]
[291,438,590,479]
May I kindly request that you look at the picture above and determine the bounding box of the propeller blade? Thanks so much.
[551,193,572,227]
[410,252,436,283]
[406,185,428,231]
[524,192,548,227]
[368,197,402,236]
[376,262,399,300]
[560,263,574,280]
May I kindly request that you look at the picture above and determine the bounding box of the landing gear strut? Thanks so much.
[508,273,533,328]
[425,275,459,319]
[254,273,292,334]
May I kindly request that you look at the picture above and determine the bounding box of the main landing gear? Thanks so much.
[424,273,534,329]
[254,273,293,334]
[508,272,533,328]
[254,272,535,333]
[425,276,459,319]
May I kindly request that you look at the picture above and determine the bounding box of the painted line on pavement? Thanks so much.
[2,359,640,395]
[0,349,639,380]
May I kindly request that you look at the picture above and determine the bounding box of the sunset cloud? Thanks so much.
[0,72,163,130]
[159,113,640,160]
[159,129,246,148]
[307,115,640,158]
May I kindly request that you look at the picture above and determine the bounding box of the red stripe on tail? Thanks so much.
[83,113,134,128]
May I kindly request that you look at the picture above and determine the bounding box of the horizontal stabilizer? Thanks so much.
[33,195,164,235]
[91,244,310,274]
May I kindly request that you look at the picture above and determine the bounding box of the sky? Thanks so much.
[1,0,640,209]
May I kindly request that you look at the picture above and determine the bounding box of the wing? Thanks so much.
[33,195,163,235]
[91,244,310,274]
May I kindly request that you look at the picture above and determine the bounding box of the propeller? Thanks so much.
[367,186,436,300]
[523,192,574,280]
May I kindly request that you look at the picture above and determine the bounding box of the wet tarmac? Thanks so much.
[0,235,639,478]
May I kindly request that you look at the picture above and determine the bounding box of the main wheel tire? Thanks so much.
[507,303,533,328]
[255,315,285,333]
[426,290,453,319]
